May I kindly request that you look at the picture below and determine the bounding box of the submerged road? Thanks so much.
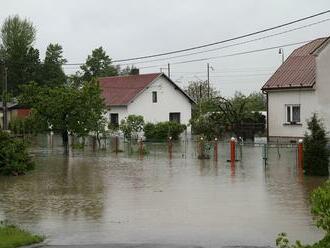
[25,244,273,248]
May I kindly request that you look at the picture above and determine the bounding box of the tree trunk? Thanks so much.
[62,130,69,152]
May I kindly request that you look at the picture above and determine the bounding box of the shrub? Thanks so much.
[120,115,144,140]
[276,180,330,248]
[303,114,329,176]
[144,121,186,141]
[0,131,34,176]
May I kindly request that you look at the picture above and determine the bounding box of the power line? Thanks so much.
[110,10,330,63]
[137,40,313,69]
[116,18,330,66]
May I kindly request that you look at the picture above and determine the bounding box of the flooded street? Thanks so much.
[0,137,327,247]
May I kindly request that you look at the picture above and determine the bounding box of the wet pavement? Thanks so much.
[0,136,327,247]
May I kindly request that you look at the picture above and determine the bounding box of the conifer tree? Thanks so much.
[304,114,329,176]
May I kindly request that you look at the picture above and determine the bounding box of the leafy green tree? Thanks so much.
[41,43,67,87]
[0,15,41,95]
[184,80,220,103]
[80,46,118,82]
[120,115,144,140]
[0,130,34,176]
[19,79,106,150]
[119,65,139,75]
[245,91,266,111]
[303,114,329,176]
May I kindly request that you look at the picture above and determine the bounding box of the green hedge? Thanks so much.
[144,121,186,141]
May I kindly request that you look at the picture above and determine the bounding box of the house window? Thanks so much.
[152,91,157,103]
[169,112,181,123]
[285,105,300,124]
[110,113,119,126]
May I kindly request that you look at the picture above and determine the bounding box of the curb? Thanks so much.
[20,241,49,248]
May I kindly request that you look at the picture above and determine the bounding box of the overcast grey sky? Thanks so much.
[1,0,329,96]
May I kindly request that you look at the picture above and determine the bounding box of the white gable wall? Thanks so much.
[315,41,330,132]
[268,89,317,139]
[128,76,192,129]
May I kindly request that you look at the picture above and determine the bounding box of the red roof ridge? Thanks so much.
[98,72,161,80]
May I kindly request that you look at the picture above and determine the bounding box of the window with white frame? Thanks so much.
[285,104,301,124]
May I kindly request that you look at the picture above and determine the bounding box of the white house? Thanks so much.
[99,72,194,132]
[262,37,330,142]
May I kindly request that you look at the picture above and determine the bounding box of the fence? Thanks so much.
[39,133,304,168]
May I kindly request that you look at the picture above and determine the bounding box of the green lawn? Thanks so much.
[0,224,44,248]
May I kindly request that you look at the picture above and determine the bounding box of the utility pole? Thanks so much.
[207,63,210,98]
[167,63,171,78]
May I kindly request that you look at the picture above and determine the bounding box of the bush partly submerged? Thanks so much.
[144,121,186,141]
[0,131,34,176]
[276,180,330,248]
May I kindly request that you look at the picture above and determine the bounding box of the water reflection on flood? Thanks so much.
[0,135,327,247]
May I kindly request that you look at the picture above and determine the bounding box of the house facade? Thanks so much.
[99,73,194,132]
[0,102,31,129]
[262,37,330,142]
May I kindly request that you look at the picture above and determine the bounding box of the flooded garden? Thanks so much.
[0,135,327,247]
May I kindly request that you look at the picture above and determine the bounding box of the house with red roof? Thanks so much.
[99,72,194,132]
[262,37,330,142]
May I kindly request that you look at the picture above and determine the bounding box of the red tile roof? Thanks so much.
[262,37,329,91]
[99,73,161,106]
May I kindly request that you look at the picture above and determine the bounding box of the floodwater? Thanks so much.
[0,135,327,247]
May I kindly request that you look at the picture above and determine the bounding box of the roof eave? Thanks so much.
[262,85,315,91]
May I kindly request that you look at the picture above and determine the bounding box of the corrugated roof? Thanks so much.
[262,37,329,91]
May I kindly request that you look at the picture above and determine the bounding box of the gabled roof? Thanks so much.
[262,37,330,91]
[99,73,195,106]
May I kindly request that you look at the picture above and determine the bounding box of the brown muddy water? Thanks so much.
[0,136,327,247]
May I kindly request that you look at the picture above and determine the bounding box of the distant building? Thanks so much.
[99,73,195,132]
[0,102,31,128]
[262,37,330,142]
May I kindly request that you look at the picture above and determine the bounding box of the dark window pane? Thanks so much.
[110,113,119,126]
[152,91,157,103]
[169,112,181,123]
[287,106,291,122]
[292,106,300,122]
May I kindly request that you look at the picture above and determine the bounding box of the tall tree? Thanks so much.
[80,46,118,82]
[0,15,40,95]
[184,80,220,103]
[41,43,67,87]
[19,80,106,151]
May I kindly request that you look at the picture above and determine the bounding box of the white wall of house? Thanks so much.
[315,41,330,132]
[267,42,330,140]
[268,89,317,138]
[107,106,128,124]
[107,75,192,131]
